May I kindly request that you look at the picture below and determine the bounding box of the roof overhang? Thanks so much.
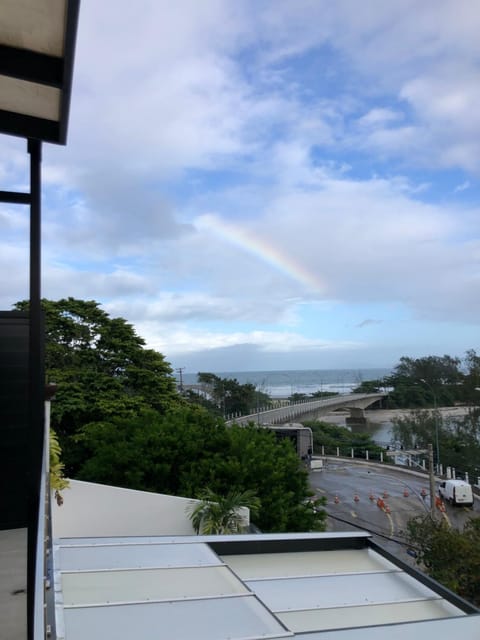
[0,0,80,145]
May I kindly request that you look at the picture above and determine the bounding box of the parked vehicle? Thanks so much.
[438,480,474,507]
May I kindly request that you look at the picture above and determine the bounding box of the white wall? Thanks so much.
[52,480,198,538]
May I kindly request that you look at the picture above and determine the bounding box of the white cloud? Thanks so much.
[357,108,404,129]
[140,325,360,357]
[3,1,480,369]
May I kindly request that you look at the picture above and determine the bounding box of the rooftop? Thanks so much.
[51,525,479,640]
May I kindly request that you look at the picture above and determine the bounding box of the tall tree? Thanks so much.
[386,354,463,408]
[15,298,180,472]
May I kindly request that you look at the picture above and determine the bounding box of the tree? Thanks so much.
[386,354,463,408]
[289,392,308,402]
[391,410,440,450]
[310,390,338,399]
[196,372,271,416]
[187,488,260,534]
[75,406,327,533]
[392,409,480,479]
[15,298,180,473]
[352,379,383,394]
[305,420,385,459]
[406,515,480,606]
[462,349,480,405]
[392,355,462,386]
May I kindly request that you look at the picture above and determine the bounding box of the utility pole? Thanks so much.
[421,379,440,474]
[176,367,185,393]
[428,443,436,518]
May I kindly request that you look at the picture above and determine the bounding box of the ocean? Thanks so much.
[179,368,391,398]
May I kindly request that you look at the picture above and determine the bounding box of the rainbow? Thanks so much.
[196,214,325,293]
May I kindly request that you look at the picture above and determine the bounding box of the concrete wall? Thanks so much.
[52,480,199,538]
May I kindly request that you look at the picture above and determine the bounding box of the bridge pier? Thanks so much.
[346,407,367,426]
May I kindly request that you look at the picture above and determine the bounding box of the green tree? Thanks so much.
[75,406,326,533]
[305,420,385,459]
[15,298,180,473]
[386,355,463,408]
[289,392,308,402]
[392,409,480,478]
[392,355,462,386]
[406,515,480,606]
[352,379,383,394]
[462,349,480,405]
[391,410,440,450]
[187,488,260,534]
[310,390,338,399]
[196,372,271,416]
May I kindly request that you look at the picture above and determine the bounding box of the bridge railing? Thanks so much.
[226,392,386,425]
[314,444,392,464]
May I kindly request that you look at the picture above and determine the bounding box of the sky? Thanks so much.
[1,0,480,374]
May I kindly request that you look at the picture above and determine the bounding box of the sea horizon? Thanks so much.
[179,367,392,398]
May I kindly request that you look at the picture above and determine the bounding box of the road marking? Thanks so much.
[316,488,326,494]
[385,512,394,537]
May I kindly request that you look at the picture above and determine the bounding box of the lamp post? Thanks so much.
[420,379,440,475]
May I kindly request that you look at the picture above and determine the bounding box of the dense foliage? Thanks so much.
[14,298,326,533]
[76,408,326,532]
[392,409,480,479]
[192,372,272,417]
[384,353,479,408]
[15,298,180,473]
[406,515,480,606]
[352,379,384,394]
[304,420,385,459]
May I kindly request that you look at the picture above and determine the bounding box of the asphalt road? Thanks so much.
[309,459,479,565]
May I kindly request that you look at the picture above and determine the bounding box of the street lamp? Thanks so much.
[420,379,441,474]
[0,3,80,639]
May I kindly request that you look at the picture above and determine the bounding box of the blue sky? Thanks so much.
[1,0,480,373]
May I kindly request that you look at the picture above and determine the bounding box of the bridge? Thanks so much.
[225,392,386,426]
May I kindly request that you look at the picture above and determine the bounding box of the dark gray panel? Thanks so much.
[0,313,29,529]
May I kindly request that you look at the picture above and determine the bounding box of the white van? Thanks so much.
[438,480,474,507]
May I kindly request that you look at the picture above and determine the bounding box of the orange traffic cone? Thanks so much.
[334,495,340,504]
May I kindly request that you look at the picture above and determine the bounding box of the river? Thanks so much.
[322,407,471,446]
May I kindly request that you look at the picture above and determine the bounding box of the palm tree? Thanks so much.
[187,488,260,535]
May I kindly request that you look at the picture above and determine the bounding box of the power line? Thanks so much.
[326,512,416,548]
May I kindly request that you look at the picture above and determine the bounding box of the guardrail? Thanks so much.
[313,445,480,489]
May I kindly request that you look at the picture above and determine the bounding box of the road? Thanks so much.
[309,459,479,565]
